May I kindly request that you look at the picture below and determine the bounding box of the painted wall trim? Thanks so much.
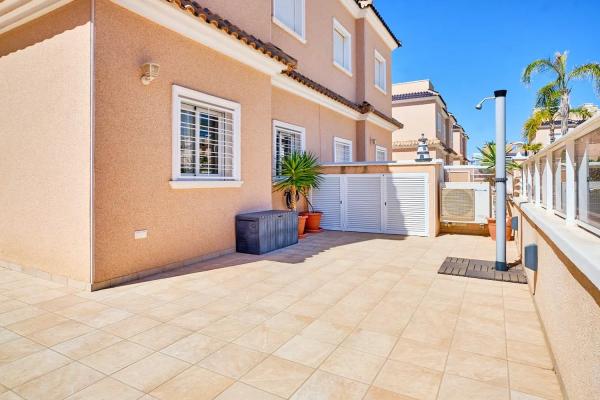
[0,0,75,34]
[337,0,398,50]
[109,0,285,76]
[169,180,244,189]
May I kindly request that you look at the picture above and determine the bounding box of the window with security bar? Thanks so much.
[273,123,304,179]
[334,137,352,163]
[172,85,241,183]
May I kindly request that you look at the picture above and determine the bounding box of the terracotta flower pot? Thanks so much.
[487,217,512,241]
[297,215,308,238]
[300,211,323,233]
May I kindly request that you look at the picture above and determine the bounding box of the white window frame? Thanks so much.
[272,120,306,179]
[170,85,242,189]
[374,49,387,94]
[272,0,306,44]
[375,145,388,161]
[332,18,352,76]
[333,137,353,163]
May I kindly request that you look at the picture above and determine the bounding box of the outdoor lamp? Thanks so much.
[141,63,160,85]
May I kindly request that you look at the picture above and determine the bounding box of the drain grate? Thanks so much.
[438,257,527,284]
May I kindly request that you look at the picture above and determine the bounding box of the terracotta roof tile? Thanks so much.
[164,0,297,68]
[353,0,401,47]
[284,70,403,129]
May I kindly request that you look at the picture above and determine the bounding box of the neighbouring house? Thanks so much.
[0,0,402,290]
[531,103,599,148]
[391,79,468,165]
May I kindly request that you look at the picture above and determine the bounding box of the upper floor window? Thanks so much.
[334,137,352,162]
[376,145,387,161]
[333,19,352,75]
[436,112,443,137]
[273,0,305,42]
[172,86,241,186]
[273,121,305,179]
[374,50,387,93]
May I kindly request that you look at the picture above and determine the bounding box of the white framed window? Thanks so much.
[273,0,305,43]
[171,85,241,189]
[273,120,306,179]
[332,18,352,75]
[375,145,388,161]
[374,50,387,93]
[334,137,353,163]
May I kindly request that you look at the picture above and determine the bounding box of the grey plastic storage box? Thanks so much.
[236,210,298,255]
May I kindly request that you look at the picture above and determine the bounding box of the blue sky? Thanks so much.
[377,0,600,157]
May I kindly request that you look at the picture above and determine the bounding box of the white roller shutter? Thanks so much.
[345,176,382,233]
[384,174,429,236]
[311,175,342,230]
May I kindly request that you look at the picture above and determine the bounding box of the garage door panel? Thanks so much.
[345,176,382,233]
[311,176,342,230]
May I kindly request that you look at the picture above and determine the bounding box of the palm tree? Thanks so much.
[476,141,520,182]
[273,151,322,211]
[522,51,600,136]
[521,143,543,156]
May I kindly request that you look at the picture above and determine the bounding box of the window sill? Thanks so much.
[515,199,600,289]
[169,180,244,189]
[272,16,306,44]
[333,61,352,78]
[374,84,387,95]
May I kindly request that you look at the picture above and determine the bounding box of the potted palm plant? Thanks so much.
[476,141,520,240]
[274,151,323,237]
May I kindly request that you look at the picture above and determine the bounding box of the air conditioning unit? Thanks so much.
[441,182,491,224]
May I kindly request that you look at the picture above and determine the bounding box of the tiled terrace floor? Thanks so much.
[0,232,562,400]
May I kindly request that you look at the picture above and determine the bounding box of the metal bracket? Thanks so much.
[495,177,508,183]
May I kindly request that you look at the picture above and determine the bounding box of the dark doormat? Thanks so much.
[438,257,527,284]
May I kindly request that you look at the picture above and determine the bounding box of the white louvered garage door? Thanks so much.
[384,174,429,236]
[311,173,429,237]
[345,176,382,233]
[311,175,342,230]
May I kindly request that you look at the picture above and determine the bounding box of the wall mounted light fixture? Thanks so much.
[141,63,160,85]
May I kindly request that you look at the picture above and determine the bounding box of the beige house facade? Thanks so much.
[391,79,468,165]
[0,0,401,289]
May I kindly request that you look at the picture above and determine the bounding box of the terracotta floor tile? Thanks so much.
[64,377,143,400]
[507,340,553,370]
[29,320,94,347]
[112,353,190,393]
[373,359,442,400]
[452,330,507,359]
[234,324,295,353]
[129,324,191,351]
[291,370,368,400]
[0,306,46,326]
[274,335,336,368]
[0,349,70,388]
[508,361,563,400]
[0,338,45,366]
[445,349,508,387]
[198,343,268,379]
[320,346,385,384]
[150,366,233,400]
[300,320,352,345]
[363,386,418,400]
[389,338,448,372]
[241,356,314,398]
[437,374,509,400]
[80,340,153,375]
[161,333,227,364]
[341,328,397,357]
[200,316,258,342]
[101,315,161,339]
[52,331,122,360]
[13,362,103,400]
[263,312,314,334]
[5,313,67,336]
[215,382,283,400]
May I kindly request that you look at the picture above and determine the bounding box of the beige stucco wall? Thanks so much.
[0,0,92,283]
[92,0,273,283]
[392,100,436,143]
[198,0,271,40]
[272,0,357,103]
[512,204,600,400]
[392,80,433,94]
